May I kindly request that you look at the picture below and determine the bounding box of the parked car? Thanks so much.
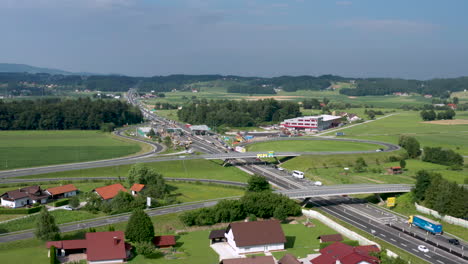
[62,205,73,211]
[417,245,429,253]
[448,239,460,245]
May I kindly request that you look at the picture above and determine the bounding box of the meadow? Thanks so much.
[0,131,143,170]
[246,139,379,152]
[17,159,251,182]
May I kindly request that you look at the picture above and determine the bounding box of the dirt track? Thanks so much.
[421,119,468,125]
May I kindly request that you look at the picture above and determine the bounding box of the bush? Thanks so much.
[135,241,156,257]
[49,245,57,264]
[320,240,359,249]
[0,206,43,215]
[54,199,69,207]
[387,156,400,162]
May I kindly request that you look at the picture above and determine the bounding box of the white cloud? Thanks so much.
[335,19,439,33]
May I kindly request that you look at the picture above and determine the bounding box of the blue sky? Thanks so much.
[1,0,467,79]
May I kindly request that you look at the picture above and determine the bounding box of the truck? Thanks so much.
[409,215,443,235]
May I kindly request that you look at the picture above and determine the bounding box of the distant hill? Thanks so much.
[0,63,74,75]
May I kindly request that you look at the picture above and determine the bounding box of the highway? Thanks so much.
[277,184,413,198]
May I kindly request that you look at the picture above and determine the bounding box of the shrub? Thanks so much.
[49,245,57,264]
[135,241,156,257]
[54,199,69,207]
[0,206,43,215]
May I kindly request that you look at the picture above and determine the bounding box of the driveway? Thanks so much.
[210,242,242,260]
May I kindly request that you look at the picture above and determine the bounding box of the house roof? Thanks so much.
[227,220,286,247]
[278,253,302,264]
[46,240,87,250]
[208,229,226,239]
[46,184,77,196]
[390,166,401,170]
[86,231,127,261]
[1,185,48,201]
[94,183,127,200]
[311,242,380,264]
[130,183,145,192]
[222,256,276,264]
[318,234,343,242]
[340,252,379,264]
[153,235,176,247]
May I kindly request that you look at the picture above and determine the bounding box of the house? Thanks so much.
[47,231,131,264]
[46,184,78,199]
[447,103,457,110]
[387,167,402,175]
[310,242,380,264]
[153,235,176,248]
[1,186,49,208]
[225,220,286,254]
[220,256,276,264]
[93,183,127,200]
[347,114,361,123]
[130,183,145,196]
[279,254,303,264]
[318,234,343,243]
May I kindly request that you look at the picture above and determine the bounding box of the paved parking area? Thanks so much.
[210,242,242,260]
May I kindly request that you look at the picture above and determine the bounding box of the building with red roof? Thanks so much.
[46,231,131,263]
[310,242,380,264]
[93,183,127,200]
[46,184,78,199]
[153,235,176,248]
[387,166,402,175]
[130,183,145,196]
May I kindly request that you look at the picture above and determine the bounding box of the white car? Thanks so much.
[418,245,429,253]
[62,205,73,211]
[277,167,284,171]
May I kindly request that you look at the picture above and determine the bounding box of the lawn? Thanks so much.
[17,159,251,183]
[0,130,143,170]
[246,140,379,152]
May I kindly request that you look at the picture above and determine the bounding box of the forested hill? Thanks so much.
[1,72,468,96]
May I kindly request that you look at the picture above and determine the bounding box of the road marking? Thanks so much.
[424,254,431,258]
[400,243,407,247]
[436,260,444,264]
[412,249,418,252]
[380,234,386,237]
[390,238,396,242]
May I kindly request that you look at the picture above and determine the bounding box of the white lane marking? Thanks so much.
[400,243,407,247]
[412,249,418,252]
[436,260,444,264]
[380,234,386,237]
[424,254,431,258]
[390,238,396,242]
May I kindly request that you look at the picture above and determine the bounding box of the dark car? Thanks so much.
[448,238,460,245]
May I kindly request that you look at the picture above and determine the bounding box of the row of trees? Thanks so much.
[177,99,301,127]
[413,170,468,218]
[422,147,464,168]
[0,98,143,130]
[420,109,456,121]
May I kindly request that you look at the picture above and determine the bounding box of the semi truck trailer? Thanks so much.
[409,215,443,235]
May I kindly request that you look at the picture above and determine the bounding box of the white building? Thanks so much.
[280,115,342,131]
[1,186,49,208]
[225,220,286,254]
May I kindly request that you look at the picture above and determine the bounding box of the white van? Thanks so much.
[314,181,323,186]
[292,170,304,179]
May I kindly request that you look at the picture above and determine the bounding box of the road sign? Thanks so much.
[256,151,276,158]
[387,197,396,207]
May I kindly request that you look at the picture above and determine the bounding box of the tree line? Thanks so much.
[413,170,467,218]
[422,147,464,168]
[0,97,142,130]
[177,99,302,127]
[420,109,456,121]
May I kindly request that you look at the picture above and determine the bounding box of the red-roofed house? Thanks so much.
[46,184,78,199]
[130,183,145,196]
[93,184,127,200]
[153,235,176,248]
[387,167,402,175]
[310,242,380,264]
[46,231,131,263]
[447,103,457,110]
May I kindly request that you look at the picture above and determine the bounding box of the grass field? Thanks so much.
[246,140,379,152]
[322,111,468,155]
[17,159,251,182]
[0,130,142,170]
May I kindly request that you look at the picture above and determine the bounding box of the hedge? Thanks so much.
[319,240,360,249]
[54,199,69,207]
[50,245,56,264]
[0,206,43,214]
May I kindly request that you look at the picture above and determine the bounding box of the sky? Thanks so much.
[1,0,468,79]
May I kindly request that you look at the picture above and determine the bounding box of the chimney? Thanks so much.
[113,237,119,245]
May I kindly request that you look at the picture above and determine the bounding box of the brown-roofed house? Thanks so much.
[1,185,49,208]
[94,183,127,200]
[225,220,286,254]
[221,256,276,264]
[46,184,78,199]
[318,234,343,243]
[46,231,131,263]
[310,242,380,264]
[130,183,145,196]
[153,235,176,248]
[387,166,402,175]
[279,254,303,264]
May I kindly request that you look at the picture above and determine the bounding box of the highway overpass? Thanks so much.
[277,184,412,199]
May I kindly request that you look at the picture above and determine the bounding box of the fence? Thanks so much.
[415,203,468,228]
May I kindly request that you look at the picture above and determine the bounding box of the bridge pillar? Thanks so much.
[301,197,311,208]
[374,193,384,203]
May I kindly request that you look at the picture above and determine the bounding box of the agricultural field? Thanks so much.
[0,131,143,170]
[17,159,251,183]
[246,139,379,152]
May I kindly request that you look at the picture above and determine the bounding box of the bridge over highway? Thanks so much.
[277,184,413,199]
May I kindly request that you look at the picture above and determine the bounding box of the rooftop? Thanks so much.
[86,231,127,261]
[46,184,78,196]
[94,183,127,200]
[130,183,145,192]
[228,220,286,247]
[222,256,276,264]
[153,235,176,247]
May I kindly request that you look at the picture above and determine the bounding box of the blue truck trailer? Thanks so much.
[409,215,443,235]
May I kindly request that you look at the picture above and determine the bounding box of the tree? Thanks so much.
[399,159,406,169]
[147,128,156,138]
[354,157,367,172]
[49,245,57,264]
[110,191,135,214]
[398,136,421,159]
[127,164,169,199]
[136,241,157,257]
[126,209,155,243]
[246,175,271,192]
[453,97,459,104]
[412,170,434,202]
[163,136,172,148]
[273,206,288,222]
[69,196,80,208]
[35,207,60,241]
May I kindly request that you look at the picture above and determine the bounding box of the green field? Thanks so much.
[322,111,468,155]
[0,131,143,170]
[17,159,251,182]
[246,140,379,152]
